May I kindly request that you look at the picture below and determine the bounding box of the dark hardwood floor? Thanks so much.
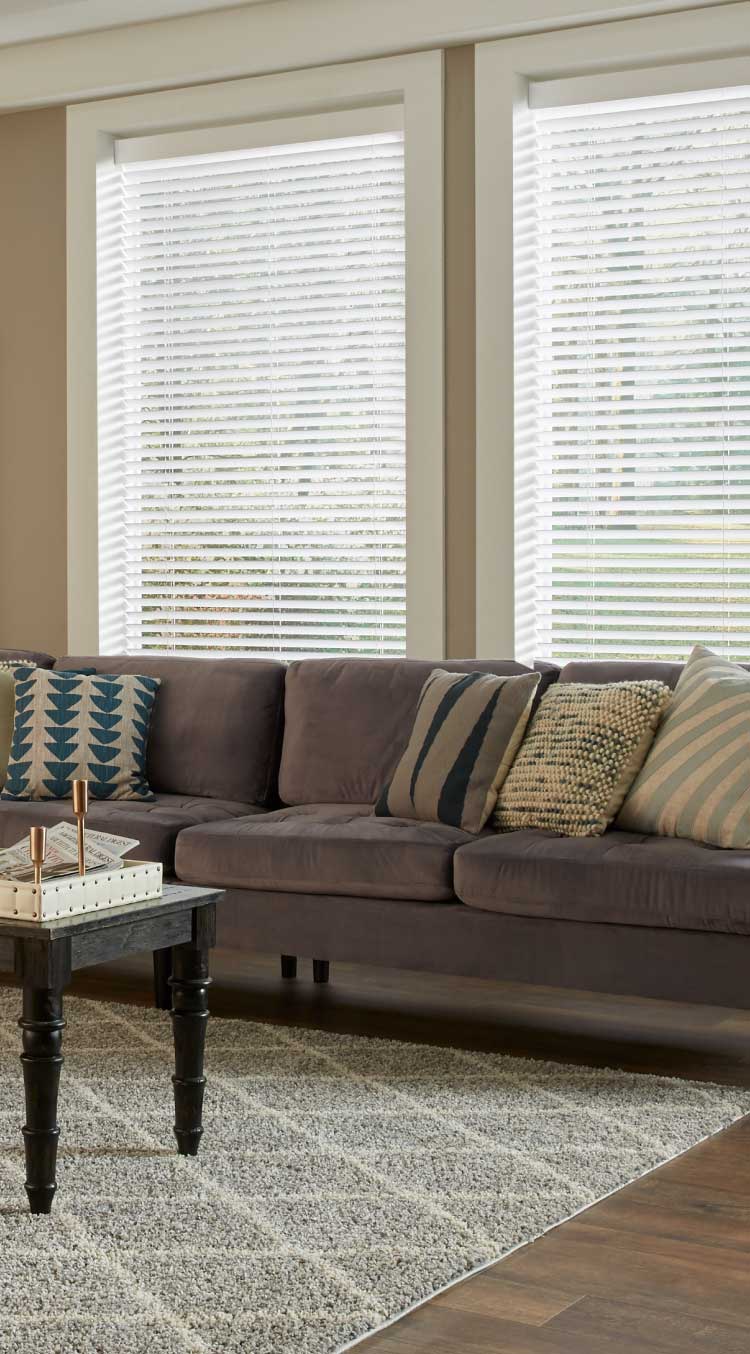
[67,949,750,1353]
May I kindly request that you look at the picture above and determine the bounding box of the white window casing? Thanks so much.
[67,53,445,658]
[476,16,750,663]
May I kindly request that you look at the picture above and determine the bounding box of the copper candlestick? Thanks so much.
[29,827,47,889]
[72,779,88,876]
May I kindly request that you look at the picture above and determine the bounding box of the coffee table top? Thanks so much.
[0,882,221,941]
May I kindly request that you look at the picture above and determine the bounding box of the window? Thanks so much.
[97,122,406,657]
[515,83,750,662]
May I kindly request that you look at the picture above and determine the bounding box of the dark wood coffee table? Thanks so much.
[0,883,221,1214]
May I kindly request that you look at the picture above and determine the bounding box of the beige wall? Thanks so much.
[0,106,67,654]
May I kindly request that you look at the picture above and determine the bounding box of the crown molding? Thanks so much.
[0,0,738,112]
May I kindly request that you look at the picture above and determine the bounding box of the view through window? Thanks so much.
[516,85,750,662]
[97,130,406,657]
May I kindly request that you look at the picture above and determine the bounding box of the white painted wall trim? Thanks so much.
[0,0,270,50]
[0,0,739,114]
[474,0,750,657]
[67,51,445,657]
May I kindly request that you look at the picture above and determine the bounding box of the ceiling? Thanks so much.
[0,0,276,47]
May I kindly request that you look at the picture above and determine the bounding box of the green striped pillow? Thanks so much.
[618,645,750,848]
[374,668,540,833]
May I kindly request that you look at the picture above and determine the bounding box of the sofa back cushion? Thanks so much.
[56,655,285,806]
[559,658,750,690]
[0,648,55,669]
[559,659,684,688]
[279,658,536,806]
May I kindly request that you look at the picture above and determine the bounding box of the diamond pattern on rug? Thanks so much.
[0,986,749,1354]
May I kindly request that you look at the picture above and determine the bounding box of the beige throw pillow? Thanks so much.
[495,679,672,837]
[618,645,750,847]
[375,668,540,833]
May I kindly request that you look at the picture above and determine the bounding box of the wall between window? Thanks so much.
[0,107,67,653]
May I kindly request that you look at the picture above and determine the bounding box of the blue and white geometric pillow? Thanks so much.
[1,667,160,801]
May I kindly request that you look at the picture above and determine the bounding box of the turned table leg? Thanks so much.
[170,919,212,1156]
[153,946,173,1011]
[19,986,65,1215]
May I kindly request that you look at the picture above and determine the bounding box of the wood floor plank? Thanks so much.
[364,1292,750,1354]
[495,1221,750,1329]
[581,1175,750,1250]
[359,1305,575,1353]
[648,1121,750,1194]
[432,1272,581,1325]
[546,1296,750,1354]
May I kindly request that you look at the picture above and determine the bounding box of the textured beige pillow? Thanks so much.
[375,668,540,833]
[495,680,672,838]
[618,645,750,847]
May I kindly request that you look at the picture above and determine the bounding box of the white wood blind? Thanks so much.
[516,85,750,662]
[97,129,406,657]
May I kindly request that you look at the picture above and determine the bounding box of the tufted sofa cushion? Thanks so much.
[175,803,480,901]
[454,829,750,935]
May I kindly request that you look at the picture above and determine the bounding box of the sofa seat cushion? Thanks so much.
[0,794,262,871]
[454,829,750,935]
[175,803,476,901]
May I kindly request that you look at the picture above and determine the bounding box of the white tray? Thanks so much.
[0,860,163,923]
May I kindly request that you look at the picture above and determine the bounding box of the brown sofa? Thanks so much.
[2,648,750,1014]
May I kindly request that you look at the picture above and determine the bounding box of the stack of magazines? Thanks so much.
[0,824,140,884]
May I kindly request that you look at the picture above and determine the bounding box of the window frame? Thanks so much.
[67,51,445,657]
[474,5,750,659]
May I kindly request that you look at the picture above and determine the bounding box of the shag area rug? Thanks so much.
[1,989,749,1354]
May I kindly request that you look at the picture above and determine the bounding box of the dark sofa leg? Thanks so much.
[313,960,330,985]
[153,948,173,1011]
[281,955,298,980]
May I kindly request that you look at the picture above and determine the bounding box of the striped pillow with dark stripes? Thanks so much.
[374,668,540,833]
[618,645,750,848]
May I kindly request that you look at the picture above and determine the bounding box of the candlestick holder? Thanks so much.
[72,779,88,876]
[29,827,47,888]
